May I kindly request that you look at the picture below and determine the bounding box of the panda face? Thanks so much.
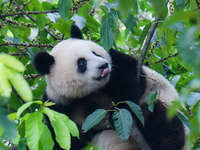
[45,39,112,103]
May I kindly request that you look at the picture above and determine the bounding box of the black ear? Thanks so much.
[33,51,55,75]
[70,24,83,39]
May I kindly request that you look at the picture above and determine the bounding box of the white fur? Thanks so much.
[45,39,112,104]
[140,66,179,106]
[93,130,139,150]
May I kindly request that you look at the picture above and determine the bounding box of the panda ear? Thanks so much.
[70,24,83,39]
[33,51,55,75]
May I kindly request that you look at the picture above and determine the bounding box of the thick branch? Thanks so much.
[137,16,160,82]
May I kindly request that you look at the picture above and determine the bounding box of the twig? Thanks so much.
[0,42,54,48]
[24,74,42,80]
[185,0,190,7]
[155,53,178,64]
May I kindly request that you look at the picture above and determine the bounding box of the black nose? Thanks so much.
[98,63,108,69]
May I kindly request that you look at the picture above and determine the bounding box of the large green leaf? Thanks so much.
[82,109,107,133]
[39,123,54,150]
[25,111,53,150]
[58,0,72,21]
[0,63,11,98]
[17,101,42,118]
[43,107,74,150]
[9,70,33,102]
[100,17,115,50]
[0,54,25,72]
[0,106,17,141]
[119,12,137,34]
[125,101,144,126]
[113,109,133,141]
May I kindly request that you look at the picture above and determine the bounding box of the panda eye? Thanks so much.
[92,51,102,58]
[77,58,87,73]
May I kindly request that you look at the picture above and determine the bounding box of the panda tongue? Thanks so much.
[101,68,111,77]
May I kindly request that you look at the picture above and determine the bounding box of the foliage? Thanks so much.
[0,0,200,149]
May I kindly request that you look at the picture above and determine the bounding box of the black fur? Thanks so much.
[105,48,146,104]
[33,51,55,75]
[70,24,83,39]
[138,101,185,150]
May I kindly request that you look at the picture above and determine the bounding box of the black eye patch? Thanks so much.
[92,51,102,58]
[77,58,87,73]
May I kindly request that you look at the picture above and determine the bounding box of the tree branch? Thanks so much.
[136,16,160,82]
[155,53,178,64]
[0,42,53,48]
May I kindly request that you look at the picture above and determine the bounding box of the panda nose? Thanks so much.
[98,63,108,69]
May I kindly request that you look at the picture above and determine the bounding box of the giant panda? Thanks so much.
[33,24,185,150]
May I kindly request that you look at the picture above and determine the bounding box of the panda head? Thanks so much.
[33,24,112,103]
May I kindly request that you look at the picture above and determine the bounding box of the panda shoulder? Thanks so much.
[140,66,179,106]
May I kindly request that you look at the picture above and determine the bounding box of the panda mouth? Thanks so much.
[95,68,111,81]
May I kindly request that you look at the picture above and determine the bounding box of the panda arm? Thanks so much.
[105,48,146,104]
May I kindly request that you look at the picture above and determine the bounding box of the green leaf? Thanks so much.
[148,0,167,16]
[58,0,72,21]
[147,92,157,112]
[85,15,100,32]
[176,0,186,9]
[17,101,42,118]
[82,109,107,133]
[36,14,45,31]
[171,75,181,87]
[139,22,152,46]
[0,54,25,72]
[125,101,144,126]
[30,0,45,30]
[118,0,137,19]
[100,17,115,50]
[26,111,53,150]
[43,101,55,107]
[39,123,54,150]
[9,70,33,102]
[178,26,200,73]
[71,14,86,30]
[0,106,17,141]
[52,18,71,36]
[119,12,137,34]
[113,109,133,141]
[43,107,72,150]
[176,112,191,128]
[159,10,197,39]
[0,63,11,97]
[186,92,200,107]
